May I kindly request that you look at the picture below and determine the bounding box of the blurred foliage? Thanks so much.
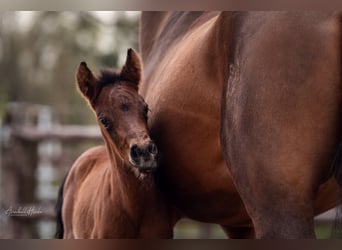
[0,11,139,124]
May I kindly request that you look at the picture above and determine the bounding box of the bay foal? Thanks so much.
[56,49,174,238]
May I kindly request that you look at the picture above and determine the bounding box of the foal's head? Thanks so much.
[76,49,158,174]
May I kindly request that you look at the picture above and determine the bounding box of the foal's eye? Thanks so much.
[99,117,111,129]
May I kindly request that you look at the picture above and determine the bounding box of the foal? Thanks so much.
[56,49,174,238]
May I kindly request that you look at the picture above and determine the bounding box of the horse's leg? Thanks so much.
[221,14,341,238]
[221,225,255,239]
[222,90,339,238]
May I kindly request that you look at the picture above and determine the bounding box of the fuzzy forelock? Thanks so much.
[98,69,121,87]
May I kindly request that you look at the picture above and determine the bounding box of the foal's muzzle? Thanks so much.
[129,141,158,173]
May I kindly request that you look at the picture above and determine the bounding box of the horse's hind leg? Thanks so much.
[222,87,339,238]
[220,14,341,238]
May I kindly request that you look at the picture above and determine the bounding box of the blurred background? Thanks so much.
[0,11,140,124]
[0,11,336,239]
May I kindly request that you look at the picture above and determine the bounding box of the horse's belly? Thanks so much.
[148,101,248,223]
[144,72,249,225]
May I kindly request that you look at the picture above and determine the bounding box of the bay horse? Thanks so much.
[55,49,175,238]
[139,11,342,238]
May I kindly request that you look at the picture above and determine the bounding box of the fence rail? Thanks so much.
[11,125,102,142]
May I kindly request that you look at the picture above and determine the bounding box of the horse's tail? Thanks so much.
[55,172,68,239]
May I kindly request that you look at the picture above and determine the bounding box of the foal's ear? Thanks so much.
[76,62,99,103]
[120,48,142,86]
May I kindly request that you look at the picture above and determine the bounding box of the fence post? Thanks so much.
[0,103,40,238]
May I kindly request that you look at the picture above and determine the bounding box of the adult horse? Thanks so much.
[56,49,175,238]
[139,11,342,238]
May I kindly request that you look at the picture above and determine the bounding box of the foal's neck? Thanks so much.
[105,141,156,217]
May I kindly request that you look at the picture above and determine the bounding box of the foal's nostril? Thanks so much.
[130,142,157,165]
[130,144,141,160]
[147,142,158,155]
